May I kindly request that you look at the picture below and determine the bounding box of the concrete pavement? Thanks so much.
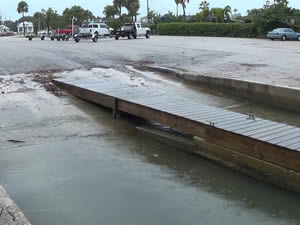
[0,36,300,88]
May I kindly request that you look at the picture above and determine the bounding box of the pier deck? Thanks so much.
[53,77,300,173]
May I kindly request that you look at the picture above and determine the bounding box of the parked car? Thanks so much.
[113,23,150,40]
[267,28,300,41]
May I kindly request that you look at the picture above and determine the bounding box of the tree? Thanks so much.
[147,10,160,24]
[17,1,28,36]
[113,0,126,16]
[224,5,232,22]
[211,8,224,23]
[264,0,271,8]
[126,0,140,22]
[175,0,180,17]
[179,0,190,18]
[199,1,209,10]
[63,6,94,26]
[42,8,59,33]
[103,5,118,19]
[33,12,44,32]
[248,0,294,35]
[198,1,210,22]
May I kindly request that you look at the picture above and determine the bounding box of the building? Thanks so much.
[18,21,34,34]
[0,24,10,34]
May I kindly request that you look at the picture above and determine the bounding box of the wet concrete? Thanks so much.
[2,67,300,225]
[0,185,31,225]
[1,36,300,88]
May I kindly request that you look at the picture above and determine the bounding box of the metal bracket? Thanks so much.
[209,121,216,127]
[247,113,256,120]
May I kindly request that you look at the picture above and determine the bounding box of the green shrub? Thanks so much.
[148,24,157,35]
[292,25,300,32]
[107,19,123,30]
[157,22,258,38]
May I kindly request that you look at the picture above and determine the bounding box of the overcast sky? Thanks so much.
[1,0,300,21]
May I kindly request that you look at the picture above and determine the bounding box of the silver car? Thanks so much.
[267,28,300,41]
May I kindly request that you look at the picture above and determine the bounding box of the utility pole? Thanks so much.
[38,17,40,32]
[72,16,75,38]
[147,0,150,24]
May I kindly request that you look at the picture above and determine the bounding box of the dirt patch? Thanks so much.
[32,73,64,97]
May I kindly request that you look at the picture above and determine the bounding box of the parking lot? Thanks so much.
[0,35,300,87]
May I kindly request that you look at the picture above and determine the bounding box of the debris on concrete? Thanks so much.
[7,140,26,144]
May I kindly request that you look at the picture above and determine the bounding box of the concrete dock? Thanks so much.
[53,76,300,193]
[0,185,31,225]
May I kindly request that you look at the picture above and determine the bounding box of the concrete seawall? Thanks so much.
[137,126,300,194]
[144,66,300,113]
[0,185,31,225]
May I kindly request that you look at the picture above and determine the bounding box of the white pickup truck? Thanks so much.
[113,23,151,40]
[79,22,113,37]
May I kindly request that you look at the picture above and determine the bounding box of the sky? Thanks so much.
[0,0,300,21]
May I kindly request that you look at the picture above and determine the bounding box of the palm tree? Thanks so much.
[179,0,190,18]
[113,0,125,16]
[199,1,209,10]
[17,1,28,37]
[224,5,232,22]
[126,0,140,22]
[175,0,180,17]
[103,5,117,19]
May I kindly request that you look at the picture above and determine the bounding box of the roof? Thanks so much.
[17,21,33,27]
[0,25,9,29]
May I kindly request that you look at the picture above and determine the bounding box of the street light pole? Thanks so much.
[72,16,75,38]
[147,0,150,24]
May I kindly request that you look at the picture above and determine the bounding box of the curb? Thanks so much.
[144,65,300,113]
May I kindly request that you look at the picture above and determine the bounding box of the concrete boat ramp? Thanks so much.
[53,76,300,193]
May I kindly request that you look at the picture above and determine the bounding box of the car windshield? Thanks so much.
[272,28,283,32]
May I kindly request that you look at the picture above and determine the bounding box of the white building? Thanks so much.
[0,25,10,34]
[18,21,34,34]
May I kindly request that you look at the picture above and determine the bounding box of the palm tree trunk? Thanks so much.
[22,12,25,37]
[176,4,178,17]
[182,5,186,18]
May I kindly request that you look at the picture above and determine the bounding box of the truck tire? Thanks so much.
[92,35,98,42]
[28,37,32,41]
[51,36,55,41]
[133,34,137,39]
[115,36,119,40]
[66,36,70,41]
[281,35,286,41]
[75,38,80,43]
[57,37,61,41]
[146,31,150,39]
[128,34,131,39]
[41,36,45,41]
